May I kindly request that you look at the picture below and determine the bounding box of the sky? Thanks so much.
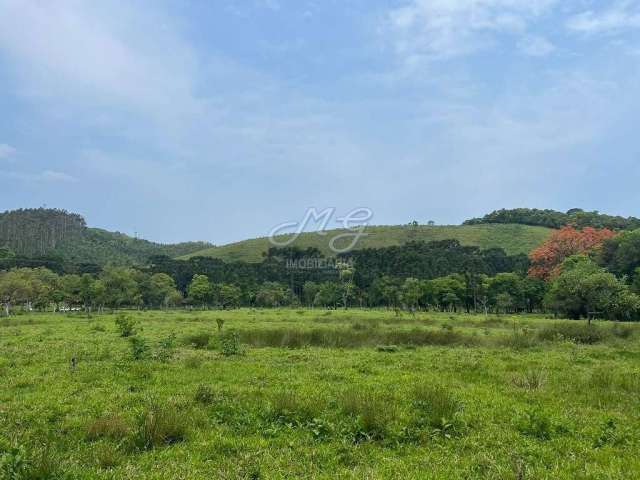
[1,0,639,245]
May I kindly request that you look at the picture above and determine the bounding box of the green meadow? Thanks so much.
[1,309,639,479]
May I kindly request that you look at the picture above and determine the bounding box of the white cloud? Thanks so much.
[0,169,78,183]
[567,4,640,34]
[385,0,558,62]
[0,143,16,159]
[518,35,556,56]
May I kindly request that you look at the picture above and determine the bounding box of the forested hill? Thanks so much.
[0,208,211,266]
[464,208,640,230]
[181,224,552,263]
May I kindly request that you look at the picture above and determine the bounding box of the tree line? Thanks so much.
[464,208,640,231]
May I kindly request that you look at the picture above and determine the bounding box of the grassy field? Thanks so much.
[181,224,552,262]
[1,309,639,479]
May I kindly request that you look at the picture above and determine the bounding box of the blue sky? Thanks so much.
[1,0,639,245]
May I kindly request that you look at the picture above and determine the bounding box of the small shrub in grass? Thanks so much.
[133,400,188,450]
[129,336,149,361]
[154,333,177,362]
[91,324,106,333]
[86,414,129,441]
[512,369,547,390]
[115,314,136,337]
[410,383,463,436]
[183,332,212,349]
[194,385,216,405]
[516,407,564,440]
[0,446,29,480]
[593,418,630,448]
[220,331,243,356]
[339,389,394,442]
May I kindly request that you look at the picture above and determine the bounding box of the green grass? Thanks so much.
[1,309,639,479]
[180,223,553,262]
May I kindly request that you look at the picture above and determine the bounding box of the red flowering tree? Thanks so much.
[528,226,616,280]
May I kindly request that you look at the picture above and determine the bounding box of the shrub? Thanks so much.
[220,331,243,356]
[133,400,188,450]
[194,385,216,405]
[86,414,129,441]
[516,407,560,440]
[155,334,177,362]
[129,336,149,361]
[115,315,136,338]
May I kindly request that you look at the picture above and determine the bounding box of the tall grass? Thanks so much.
[237,327,476,349]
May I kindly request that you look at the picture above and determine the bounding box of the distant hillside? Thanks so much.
[464,208,640,230]
[0,208,211,266]
[181,224,552,263]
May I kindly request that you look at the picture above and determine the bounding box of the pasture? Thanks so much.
[1,309,639,479]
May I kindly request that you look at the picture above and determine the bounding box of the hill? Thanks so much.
[181,224,552,263]
[0,208,211,266]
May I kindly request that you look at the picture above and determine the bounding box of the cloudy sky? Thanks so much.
[1,0,639,244]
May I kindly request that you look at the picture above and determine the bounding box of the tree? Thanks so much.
[544,256,640,320]
[100,266,140,309]
[255,282,287,307]
[302,281,320,307]
[314,282,340,308]
[142,273,182,308]
[599,229,640,282]
[187,274,213,308]
[401,278,423,311]
[529,226,616,280]
[218,284,241,309]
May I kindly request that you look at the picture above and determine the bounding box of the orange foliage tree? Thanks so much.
[528,226,616,280]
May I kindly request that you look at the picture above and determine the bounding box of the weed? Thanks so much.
[512,369,547,390]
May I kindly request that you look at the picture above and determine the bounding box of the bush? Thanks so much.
[154,334,177,362]
[129,336,149,361]
[515,407,562,440]
[133,400,188,450]
[115,315,136,337]
[86,414,129,441]
[220,331,243,356]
